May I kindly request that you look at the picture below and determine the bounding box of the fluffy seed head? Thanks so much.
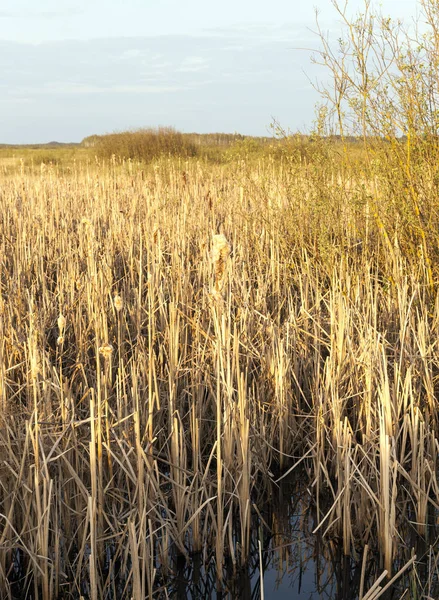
[114,294,123,312]
[99,344,114,360]
[57,314,66,334]
[211,234,231,265]
[211,234,231,295]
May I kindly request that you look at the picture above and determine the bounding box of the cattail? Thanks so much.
[31,354,40,380]
[81,217,92,228]
[99,344,114,360]
[211,234,231,297]
[153,222,160,244]
[57,313,66,335]
[30,338,40,380]
[113,294,123,312]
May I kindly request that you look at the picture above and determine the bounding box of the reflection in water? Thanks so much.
[152,475,435,599]
[7,474,437,599]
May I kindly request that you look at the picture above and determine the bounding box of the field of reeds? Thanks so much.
[1,128,439,600]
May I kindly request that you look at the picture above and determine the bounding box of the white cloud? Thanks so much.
[13,82,186,95]
[119,49,142,60]
[178,56,209,73]
[0,8,83,18]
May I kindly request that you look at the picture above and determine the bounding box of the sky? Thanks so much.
[1,0,419,143]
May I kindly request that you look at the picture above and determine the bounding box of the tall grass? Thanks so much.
[0,146,439,598]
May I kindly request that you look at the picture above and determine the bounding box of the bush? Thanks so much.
[95,127,198,162]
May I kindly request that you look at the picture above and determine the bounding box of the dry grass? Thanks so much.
[0,149,439,598]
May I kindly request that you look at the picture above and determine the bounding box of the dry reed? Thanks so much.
[0,148,437,598]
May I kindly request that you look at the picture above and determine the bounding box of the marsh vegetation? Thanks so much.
[3,1,439,598]
[0,136,437,598]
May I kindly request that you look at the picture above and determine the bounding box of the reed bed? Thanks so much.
[1,151,439,598]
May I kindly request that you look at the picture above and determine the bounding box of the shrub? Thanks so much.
[95,127,198,162]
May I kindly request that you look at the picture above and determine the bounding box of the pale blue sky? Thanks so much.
[2,0,418,143]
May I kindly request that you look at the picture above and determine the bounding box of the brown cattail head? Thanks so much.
[153,223,160,244]
[212,234,231,297]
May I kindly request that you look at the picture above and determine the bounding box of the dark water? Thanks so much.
[153,478,432,600]
[7,474,436,599]
[158,539,408,599]
[159,534,423,600]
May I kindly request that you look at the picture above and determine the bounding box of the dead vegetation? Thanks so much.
[0,146,438,598]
